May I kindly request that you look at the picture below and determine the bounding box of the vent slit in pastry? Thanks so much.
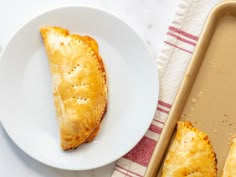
[40,26,108,150]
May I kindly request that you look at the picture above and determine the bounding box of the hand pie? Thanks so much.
[221,138,236,177]
[40,26,108,150]
[160,121,217,177]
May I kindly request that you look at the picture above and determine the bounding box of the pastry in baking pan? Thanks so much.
[40,26,107,150]
[160,121,217,177]
[221,138,236,177]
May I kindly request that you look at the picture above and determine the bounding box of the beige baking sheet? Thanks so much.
[145,1,236,177]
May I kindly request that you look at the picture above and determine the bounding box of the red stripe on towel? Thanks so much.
[114,168,133,177]
[167,32,197,46]
[116,165,144,177]
[123,136,157,167]
[164,41,193,54]
[158,100,172,109]
[153,119,165,124]
[148,124,162,134]
[169,26,199,41]
[157,107,169,114]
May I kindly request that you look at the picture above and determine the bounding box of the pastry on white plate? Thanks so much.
[40,26,108,150]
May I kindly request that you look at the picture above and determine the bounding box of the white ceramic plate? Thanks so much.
[0,6,159,170]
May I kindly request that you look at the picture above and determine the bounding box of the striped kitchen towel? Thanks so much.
[111,0,223,177]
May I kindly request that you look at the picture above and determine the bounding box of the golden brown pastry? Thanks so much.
[160,121,217,177]
[221,138,236,177]
[40,26,107,150]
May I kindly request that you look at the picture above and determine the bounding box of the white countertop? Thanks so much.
[0,0,178,176]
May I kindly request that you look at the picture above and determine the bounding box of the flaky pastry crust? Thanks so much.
[221,138,236,177]
[40,26,107,150]
[160,121,217,177]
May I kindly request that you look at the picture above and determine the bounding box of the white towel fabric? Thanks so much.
[111,0,223,176]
